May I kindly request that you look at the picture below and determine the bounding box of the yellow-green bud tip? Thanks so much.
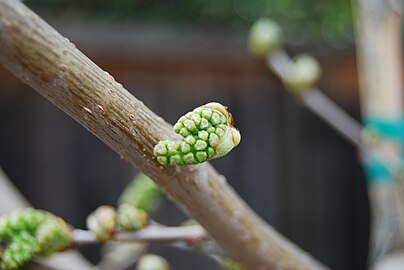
[86,205,117,241]
[248,18,281,58]
[284,53,322,93]
[137,254,170,270]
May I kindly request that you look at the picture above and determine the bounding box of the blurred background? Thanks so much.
[0,0,369,269]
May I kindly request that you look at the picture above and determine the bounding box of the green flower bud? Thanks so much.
[153,102,241,166]
[283,54,322,93]
[0,209,74,269]
[86,206,117,242]
[0,208,45,239]
[136,254,170,270]
[118,174,161,214]
[0,231,39,270]
[37,214,72,256]
[248,18,282,58]
[117,204,148,231]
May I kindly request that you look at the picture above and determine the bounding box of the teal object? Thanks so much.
[364,117,404,141]
[363,117,404,183]
[363,158,394,184]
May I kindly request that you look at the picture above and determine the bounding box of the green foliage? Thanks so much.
[27,0,353,45]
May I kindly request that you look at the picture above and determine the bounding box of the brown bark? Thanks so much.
[0,1,327,269]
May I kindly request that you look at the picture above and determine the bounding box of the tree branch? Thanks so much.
[72,225,208,245]
[267,46,404,183]
[0,1,327,269]
[267,50,362,147]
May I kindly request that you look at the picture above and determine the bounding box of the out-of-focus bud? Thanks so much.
[37,214,72,256]
[221,258,246,270]
[283,54,322,93]
[118,174,161,214]
[117,203,148,231]
[86,206,116,241]
[136,254,170,270]
[248,18,281,58]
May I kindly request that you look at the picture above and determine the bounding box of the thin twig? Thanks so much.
[72,225,208,245]
[267,50,362,146]
[267,49,404,180]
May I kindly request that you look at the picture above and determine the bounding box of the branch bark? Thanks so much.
[0,1,327,269]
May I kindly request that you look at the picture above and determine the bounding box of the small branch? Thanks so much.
[72,225,209,245]
[267,48,404,182]
[267,50,362,147]
[94,242,148,270]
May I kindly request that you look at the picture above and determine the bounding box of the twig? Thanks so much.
[73,225,208,245]
[267,48,404,182]
[267,50,362,146]
[94,242,148,270]
[0,1,328,268]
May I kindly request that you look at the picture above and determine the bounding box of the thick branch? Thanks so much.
[0,1,327,269]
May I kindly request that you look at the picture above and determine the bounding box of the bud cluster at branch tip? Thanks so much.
[154,102,241,166]
[118,173,161,214]
[0,208,72,270]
